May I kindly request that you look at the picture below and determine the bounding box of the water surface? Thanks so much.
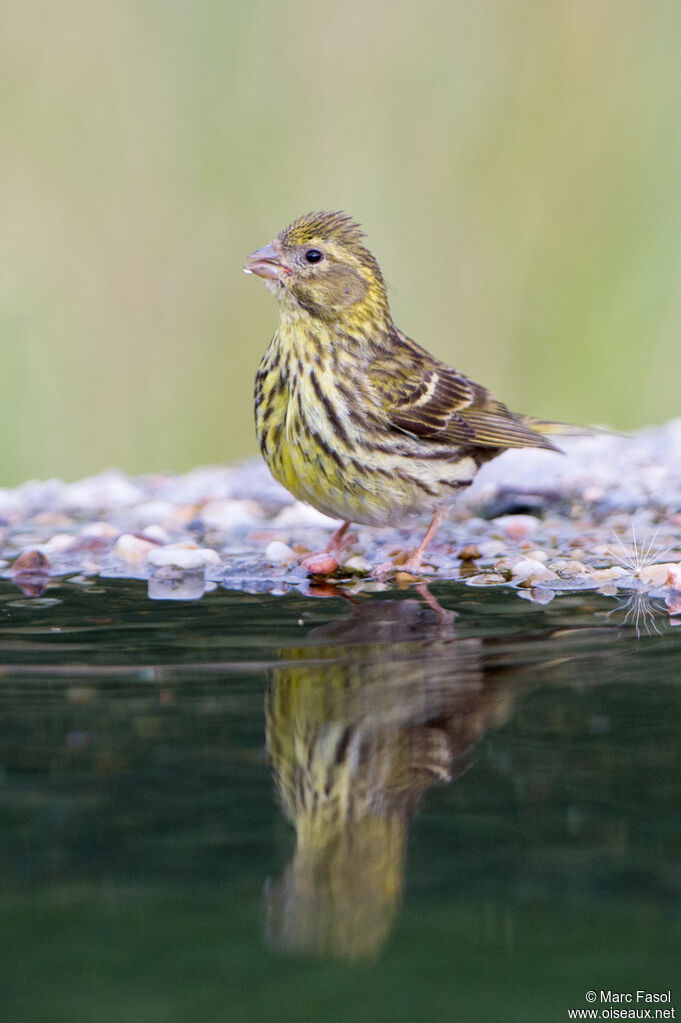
[1,579,679,1022]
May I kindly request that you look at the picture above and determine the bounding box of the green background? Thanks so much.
[3,0,680,487]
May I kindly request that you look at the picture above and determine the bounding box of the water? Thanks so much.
[1,578,679,1022]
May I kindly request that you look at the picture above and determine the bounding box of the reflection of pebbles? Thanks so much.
[264,597,529,960]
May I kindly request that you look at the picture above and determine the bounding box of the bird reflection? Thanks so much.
[264,593,534,960]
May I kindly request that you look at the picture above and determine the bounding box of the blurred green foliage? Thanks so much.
[2,0,680,486]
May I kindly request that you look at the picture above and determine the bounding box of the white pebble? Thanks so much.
[141,525,172,544]
[147,547,207,570]
[512,559,559,584]
[264,540,297,565]
[62,471,144,512]
[493,514,541,540]
[134,501,176,527]
[465,572,508,586]
[40,533,75,554]
[555,559,592,579]
[200,499,262,530]
[526,549,548,563]
[272,502,340,529]
[590,566,629,583]
[639,562,680,587]
[343,555,371,575]
[113,534,158,564]
[81,521,119,539]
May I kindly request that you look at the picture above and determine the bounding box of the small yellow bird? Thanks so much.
[246,211,571,576]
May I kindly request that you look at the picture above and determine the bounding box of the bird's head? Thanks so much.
[244,211,390,326]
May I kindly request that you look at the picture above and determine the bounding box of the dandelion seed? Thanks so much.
[607,524,673,577]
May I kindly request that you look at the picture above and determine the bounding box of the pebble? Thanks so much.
[343,555,371,575]
[666,563,681,590]
[638,563,676,587]
[81,522,120,539]
[11,549,50,574]
[61,470,144,512]
[147,546,209,570]
[590,566,629,583]
[554,559,592,579]
[525,549,549,563]
[199,499,262,530]
[64,532,115,554]
[493,514,541,540]
[264,540,297,565]
[41,533,76,554]
[133,501,177,527]
[512,559,560,585]
[141,525,173,544]
[112,534,159,564]
[31,512,75,528]
[272,503,340,529]
[465,572,509,586]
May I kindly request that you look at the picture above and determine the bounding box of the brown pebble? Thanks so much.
[465,572,508,586]
[458,544,481,561]
[31,513,75,528]
[65,533,115,553]
[11,550,50,574]
[394,571,421,586]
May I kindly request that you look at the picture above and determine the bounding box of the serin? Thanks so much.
[246,211,572,576]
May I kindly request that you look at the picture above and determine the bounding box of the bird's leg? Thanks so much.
[401,509,447,574]
[301,521,352,574]
[325,520,351,555]
[372,509,447,580]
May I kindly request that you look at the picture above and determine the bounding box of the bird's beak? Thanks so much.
[243,240,288,281]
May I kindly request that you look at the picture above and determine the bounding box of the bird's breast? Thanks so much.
[254,330,480,526]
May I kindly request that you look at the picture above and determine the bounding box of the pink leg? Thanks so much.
[301,520,352,575]
[325,520,351,556]
[373,509,446,580]
[401,510,446,574]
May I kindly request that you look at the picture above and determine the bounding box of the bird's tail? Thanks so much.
[525,417,617,439]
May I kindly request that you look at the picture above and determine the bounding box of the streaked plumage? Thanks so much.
[246,211,570,573]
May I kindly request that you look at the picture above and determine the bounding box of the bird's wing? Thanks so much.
[369,331,559,451]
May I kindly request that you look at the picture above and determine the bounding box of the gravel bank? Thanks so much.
[1,421,680,622]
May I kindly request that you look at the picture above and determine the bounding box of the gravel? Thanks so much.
[1,420,680,622]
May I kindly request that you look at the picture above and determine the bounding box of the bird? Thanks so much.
[245,210,575,577]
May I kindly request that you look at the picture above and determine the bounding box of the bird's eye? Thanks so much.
[305,248,323,263]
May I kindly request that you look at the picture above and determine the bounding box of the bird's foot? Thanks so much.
[371,560,399,582]
[371,555,436,582]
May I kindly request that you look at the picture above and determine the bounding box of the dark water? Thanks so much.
[1,578,679,1023]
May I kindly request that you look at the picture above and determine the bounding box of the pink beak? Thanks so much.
[243,240,287,281]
